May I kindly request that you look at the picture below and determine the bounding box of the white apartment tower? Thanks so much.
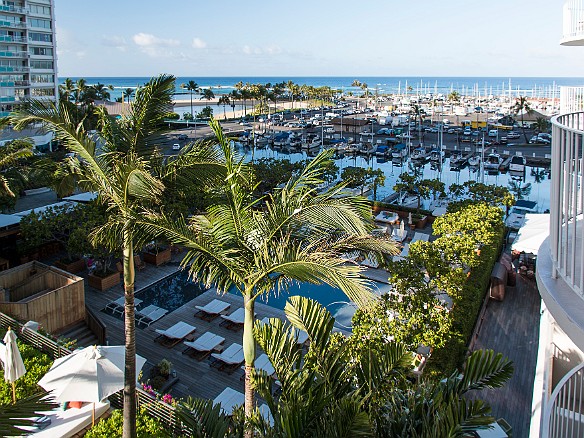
[0,0,57,117]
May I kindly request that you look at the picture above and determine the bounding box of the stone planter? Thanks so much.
[414,216,428,229]
[54,258,86,274]
[143,248,172,266]
[88,270,121,291]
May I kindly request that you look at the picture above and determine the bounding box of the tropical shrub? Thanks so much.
[84,408,173,438]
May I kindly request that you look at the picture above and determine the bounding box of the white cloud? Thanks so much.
[132,32,180,48]
[101,35,127,51]
[242,44,283,56]
[192,37,207,49]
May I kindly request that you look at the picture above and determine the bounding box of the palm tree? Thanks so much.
[0,392,58,436]
[534,116,550,134]
[74,78,87,104]
[351,79,362,110]
[59,78,76,102]
[200,88,215,102]
[361,82,369,110]
[448,90,461,104]
[235,81,246,117]
[181,80,200,118]
[92,82,114,101]
[512,96,533,144]
[217,95,230,120]
[122,88,134,104]
[8,75,226,438]
[410,104,425,143]
[508,180,532,200]
[142,121,398,436]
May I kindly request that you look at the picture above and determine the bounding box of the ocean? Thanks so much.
[60,76,584,102]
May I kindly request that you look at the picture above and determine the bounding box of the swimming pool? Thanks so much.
[135,269,390,328]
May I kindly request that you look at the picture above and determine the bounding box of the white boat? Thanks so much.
[398,192,419,209]
[509,155,526,172]
[429,148,444,162]
[484,153,503,171]
[359,143,375,154]
[411,146,428,160]
[391,143,408,159]
[468,155,480,166]
[449,151,466,168]
[505,200,538,229]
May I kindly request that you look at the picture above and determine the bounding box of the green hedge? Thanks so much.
[0,335,53,405]
[84,408,174,438]
[427,217,505,376]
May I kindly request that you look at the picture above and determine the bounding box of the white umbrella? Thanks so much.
[3,327,26,403]
[408,212,413,225]
[399,218,406,239]
[38,345,146,424]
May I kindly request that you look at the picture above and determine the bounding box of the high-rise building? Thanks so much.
[0,0,57,118]
[531,1,584,436]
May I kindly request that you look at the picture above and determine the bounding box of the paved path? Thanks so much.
[468,274,541,438]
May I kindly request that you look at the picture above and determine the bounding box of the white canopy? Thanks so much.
[511,213,550,256]
[63,192,97,203]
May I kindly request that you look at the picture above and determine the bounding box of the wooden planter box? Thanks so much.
[414,216,428,229]
[88,271,121,291]
[54,258,86,274]
[143,248,172,266]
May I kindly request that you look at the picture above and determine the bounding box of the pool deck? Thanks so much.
[85,259,352,401]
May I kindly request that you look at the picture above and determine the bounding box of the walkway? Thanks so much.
[468,274,541,438]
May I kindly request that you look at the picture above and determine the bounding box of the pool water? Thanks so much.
[136,270,390,329]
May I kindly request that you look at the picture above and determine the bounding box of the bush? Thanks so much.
[0,336,53,405]
[84,408,173,438]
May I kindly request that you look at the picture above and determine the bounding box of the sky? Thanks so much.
[55,0,584,78]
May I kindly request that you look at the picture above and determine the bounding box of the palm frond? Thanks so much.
[175,397,230,438]
[458,349,514,394]
[0,392,58,437]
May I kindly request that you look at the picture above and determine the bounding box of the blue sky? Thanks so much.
[55,0,584,77]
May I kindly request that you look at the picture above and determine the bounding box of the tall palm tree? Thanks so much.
[512,96,533,144]
[508,180,532,200]
[8,75,226,438]
[217,95,230,120]
[351,79,362,110]
[74,78,87,105]
[410,104,425,143]
[361,82,369,110]
[122,88,134,104]
[92,82,114,101]
[181,80,200,118]
[200,88,215,102]
[59,78,76,102]
[235,81,246,117]
[142,121,399,437]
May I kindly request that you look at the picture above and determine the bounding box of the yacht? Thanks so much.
[484,153,503,171]
[429,148,444,162]
[375,144,390,157]
[449,151,466,168]
[467,154,480,167]
[505,199,538,230]
[391,143,408,159]
[411,146,428,161]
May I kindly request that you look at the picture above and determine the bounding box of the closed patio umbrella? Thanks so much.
[2,327,26,403]
[38,345,146,424]
[408,211,413,225]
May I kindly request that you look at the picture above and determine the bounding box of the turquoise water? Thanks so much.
[135,269,390,328]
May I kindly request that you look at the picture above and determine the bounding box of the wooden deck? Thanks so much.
[84,261,296,402]
[468,274,541,438]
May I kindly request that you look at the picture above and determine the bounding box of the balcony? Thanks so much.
[0,20,26,29]
[0,5,27,14]
[562,0,584,45]
[0,65,28,73]
[0,35,26,43]
[0,51,27,58]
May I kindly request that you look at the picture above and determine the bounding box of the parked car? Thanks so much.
[177,134,188,140]
[507,131,520,139]
[172,143,181,150]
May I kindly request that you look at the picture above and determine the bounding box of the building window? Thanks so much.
[30,73,53,83]
[31,87,54,97]
[28,5,51,15]
[28,32,52,43]
[28,18,51,29]
[29,46,52,56]
[30,60,53,69]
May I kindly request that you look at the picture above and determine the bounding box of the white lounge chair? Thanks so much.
[155,321,196,348]
[183,332,225,360]
[194,299,230,321]
[211,343,244,373]
[136,304,168,326]
[392,243,410,262]
[250,353,275,377]
[105,296,142,315]
[411,232,429,243]
[213,387,244,415]
[220,308,245,330]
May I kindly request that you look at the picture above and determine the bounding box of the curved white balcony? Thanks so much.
[543,362,584,436]
[562,0,584,45]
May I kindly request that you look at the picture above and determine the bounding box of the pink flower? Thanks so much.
[162,393,173,404]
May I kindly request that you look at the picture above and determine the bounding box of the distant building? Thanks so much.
[0,0,58,118]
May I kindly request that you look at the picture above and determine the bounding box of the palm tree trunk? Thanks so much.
[190,91,193,120]
[122,238,137,438]
[243,292,256,438]
[521,114,528,143]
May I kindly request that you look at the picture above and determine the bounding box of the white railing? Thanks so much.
[563,0,584,45]
[561,87,584,114]
[543,362,584,437]
[550,112,584,296]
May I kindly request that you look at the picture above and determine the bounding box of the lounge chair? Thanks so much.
[391,227,408,242]
[213,387,244,415]
[211,343,244,373]
[392,243,410,262]
[220,308,245,331]
[194,299,230,321]
[104,296,143,316]
[136,304,168,326]
[154,321,196,348]
[411,232,429,243]
[183,332,225,360]
[248,353,275,377]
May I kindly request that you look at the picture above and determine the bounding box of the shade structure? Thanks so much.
[511,213,550,256]
[3,327,26,403]
[38,345,146,403]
